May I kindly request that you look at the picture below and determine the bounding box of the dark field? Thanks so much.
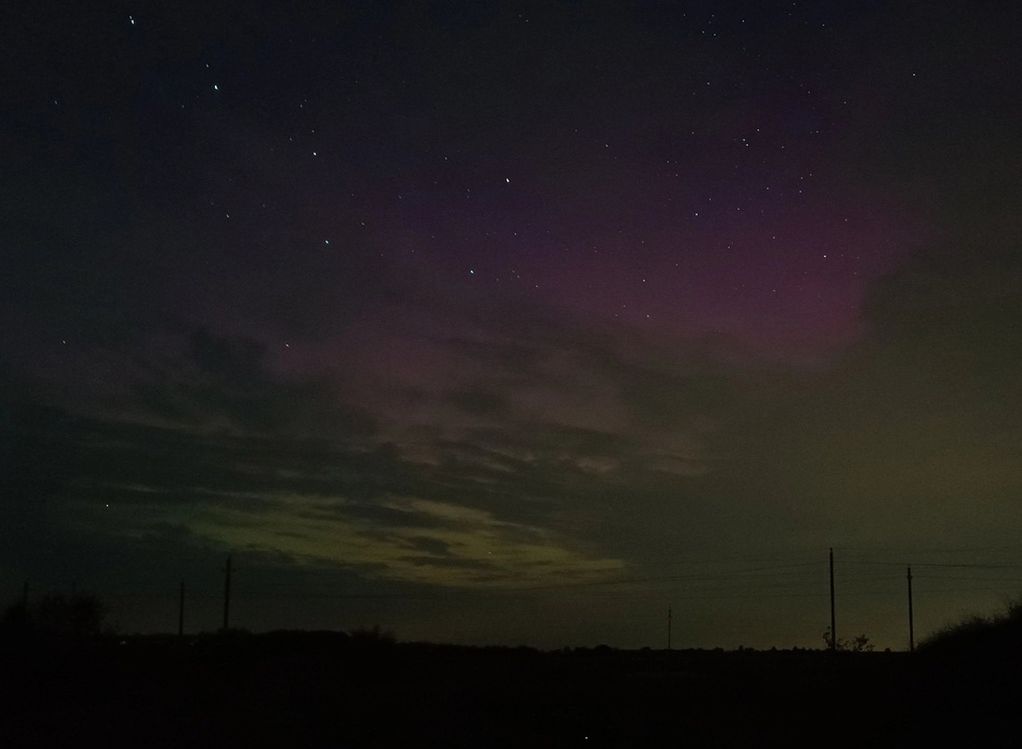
[2,632,1019,748]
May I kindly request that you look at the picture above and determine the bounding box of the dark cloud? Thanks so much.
[400,556,497,571]
[402,536,453,557]
[444,388,510,417]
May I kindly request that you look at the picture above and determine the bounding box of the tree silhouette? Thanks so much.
[2,593,106,638]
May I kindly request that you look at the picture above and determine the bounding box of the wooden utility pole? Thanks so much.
[907,566,914,653]
[667,605,672,650]
[222,555,232,631]
[178,581,185,637]
[829,548,836,650]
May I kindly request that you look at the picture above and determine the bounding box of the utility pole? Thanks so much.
[829,547,836,651]
[667,605,672,650]
[907,566,914,653]
[178,581,185,637]
[222,555,232,632]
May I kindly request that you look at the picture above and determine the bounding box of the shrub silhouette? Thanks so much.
[920,596,1022,654]
[822,627,874,652]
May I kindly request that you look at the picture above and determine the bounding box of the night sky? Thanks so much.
[3,1,1021,649]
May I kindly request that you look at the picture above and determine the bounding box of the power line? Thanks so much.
[839,560,1022,570]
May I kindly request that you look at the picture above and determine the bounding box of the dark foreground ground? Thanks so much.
[1,632,1019,748]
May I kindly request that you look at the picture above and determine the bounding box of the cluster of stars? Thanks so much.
[112,2,888,345]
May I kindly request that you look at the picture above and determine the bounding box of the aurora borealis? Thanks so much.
[3,1,1021,648]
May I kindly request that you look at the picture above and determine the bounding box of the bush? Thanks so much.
[822,627,874,652]
[920,596,1022,653]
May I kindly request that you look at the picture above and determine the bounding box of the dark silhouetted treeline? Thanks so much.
[1,591,106,638]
